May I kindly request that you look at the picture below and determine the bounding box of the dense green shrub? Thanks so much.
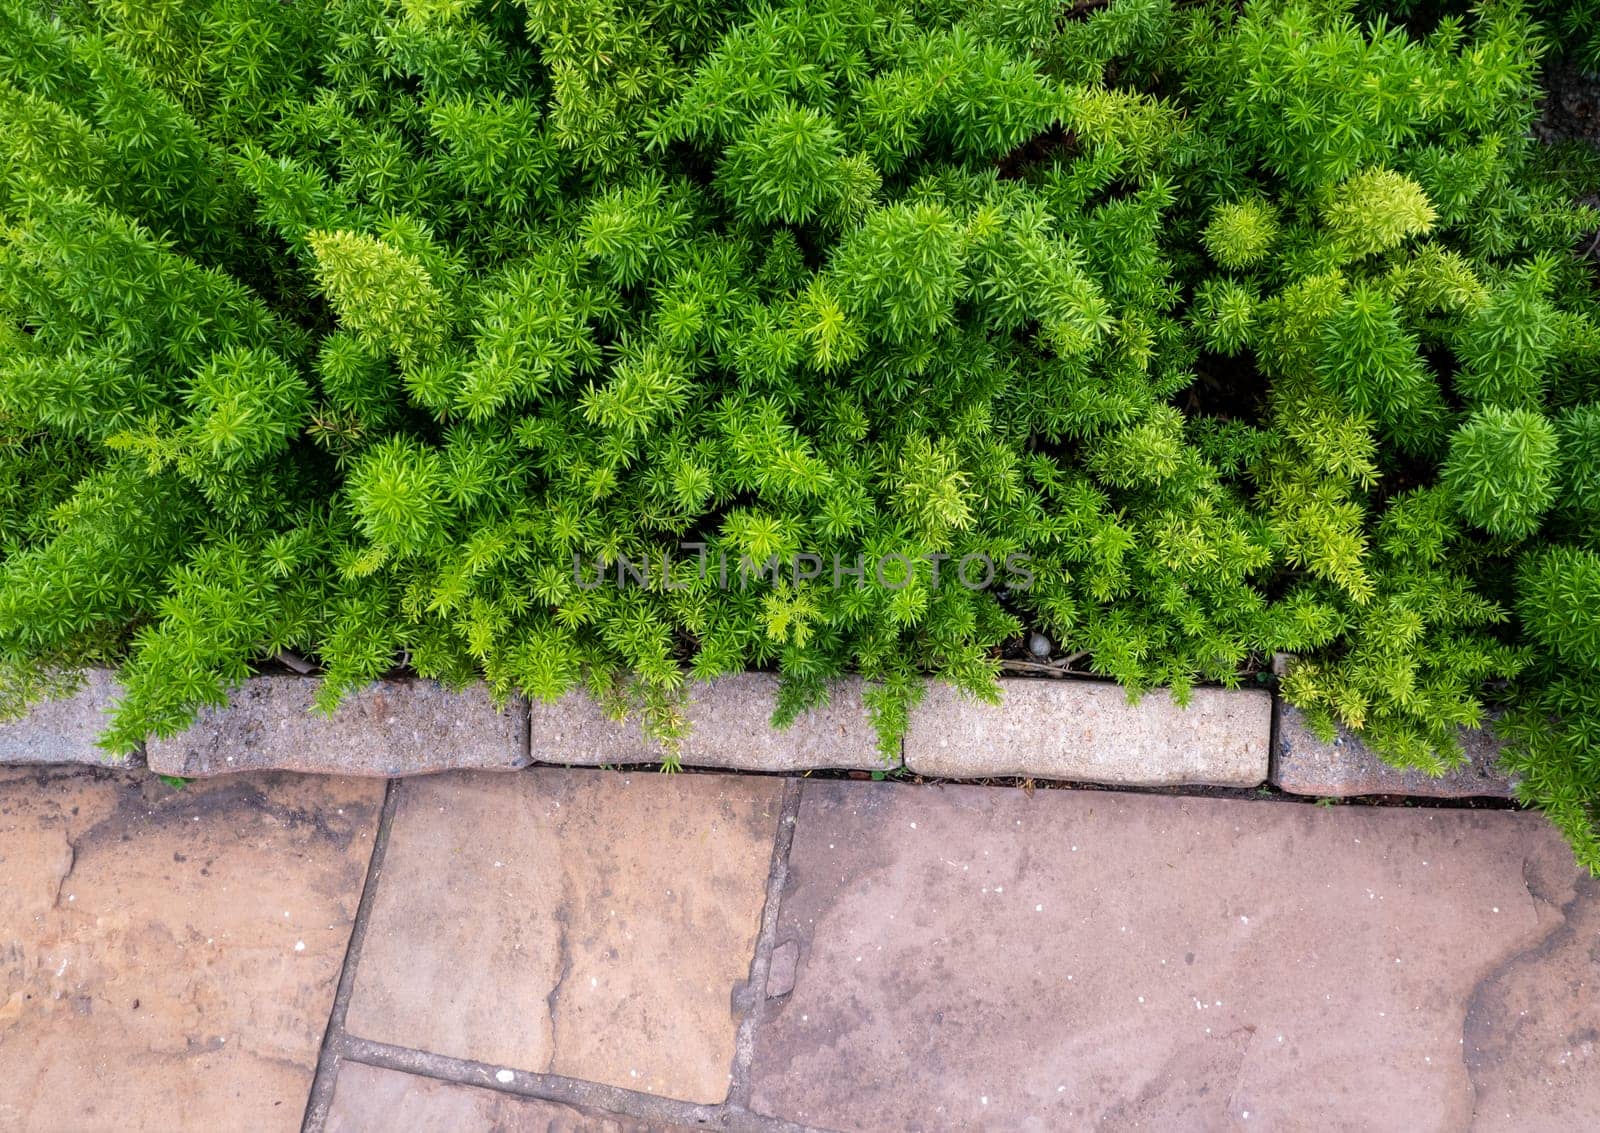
[2,0,1599,864]
[1365,0,1600,74]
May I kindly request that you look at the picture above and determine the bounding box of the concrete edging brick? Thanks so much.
[903,679,1270,787]
[145,675,529,778]
[0,669,139,768]
[530,672,894,772]
[3,669,1339,793]
[1273,701,1514,799]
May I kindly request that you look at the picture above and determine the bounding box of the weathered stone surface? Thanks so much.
[903,678,1269,786]
[0,766,382,1132]
[344,769,781,1104]
[765,940,799,1000]
[749,780,1597,1131]
[325,1062,690,1132]
[1275,702,1514,798]
[0,671,135,768]
[146,675,528,777]
[531,673,891,770]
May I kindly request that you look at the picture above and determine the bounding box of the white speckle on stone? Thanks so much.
[1239,915,1249,924]
[590,977,598,988]
[909,822,917,829]
[1492,907,1499,913]
[495,1069,514,1084]
[980,1097,988,1106]
[294,940,305,953]
[1036,904,1043,912]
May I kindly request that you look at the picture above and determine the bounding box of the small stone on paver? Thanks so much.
[0,670,134,767]
[903,679,1269,786]
[765,940,800,1000]
[146,675,528,777]
[0,767,382,1132]
[1274,702,1514,798]
[343,769,782,1104]
[748,780,1597,1130]
[531,673,891,771]
[326,1061,692,1132]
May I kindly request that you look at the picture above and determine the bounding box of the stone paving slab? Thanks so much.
[904,679,1270,786]
[749,780,1598,1131]
[532,674,890,771]
[342,769,782,1105]
[326,1061,691,1132]
[1275,703,1514,798]
[0,767,383,1132]
[0,670,134,768]
[147,675,528,778]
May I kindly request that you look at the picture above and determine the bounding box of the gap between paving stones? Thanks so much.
[303,779,402,1133]
[329,1034,828,1133]
[728,778,804,1111]
[557,762,1523,811]
[0,669,1521,807]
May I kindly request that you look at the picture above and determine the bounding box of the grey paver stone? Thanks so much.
[0,670,135,767]
[765,940,799,1000]
[903,678,1269,786]
[0,767,383,1132]
[748,779,1597,1131]
[325,1061,693,1132]
[343,768,782,1104]
[1274,702,1514,798]
[146,675,528,777]
[531,673,891,771]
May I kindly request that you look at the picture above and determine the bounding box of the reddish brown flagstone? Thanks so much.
[749,780,1597,1131]
[0,767,382,1132]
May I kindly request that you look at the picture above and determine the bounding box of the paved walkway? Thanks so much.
[1,766,1596,1131]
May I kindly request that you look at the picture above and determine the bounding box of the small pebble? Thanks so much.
[1027,632,1052,658]
[495,1069,514,1084]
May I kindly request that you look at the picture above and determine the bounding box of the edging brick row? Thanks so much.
[0,668,1517,798]
[145,676,529,778]
[1273,702,1514,799]
[905,680,1269,787]
[532,672,889,771]
[0,669,140,768]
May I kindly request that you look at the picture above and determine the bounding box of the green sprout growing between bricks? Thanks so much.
[1,0,1600,868]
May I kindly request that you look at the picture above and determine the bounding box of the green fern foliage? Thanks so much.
[2,0,1600,868]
